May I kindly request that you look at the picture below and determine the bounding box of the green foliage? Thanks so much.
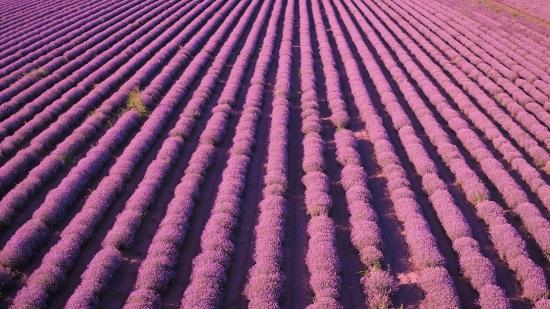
[59,155,77,166]
[38,69,48,78]
[125,88,148,117]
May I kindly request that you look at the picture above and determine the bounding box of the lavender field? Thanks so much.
[1,0,550,308]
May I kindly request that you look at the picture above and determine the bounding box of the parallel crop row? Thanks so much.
[464,4,550,68]
[304,0,343,307]
[67,0,271,305]
[10,0,254,306]
[0,0,196,161]
[368,0,550,304]
[313,0,465,307]
[0,0,100,47]
[0,0,128,72]
[310,0,395,307]
[497,0,550,24]
[1,0,550,307]
[123,0,278,306]
[180,0,283,305]
[243,0,293,306]
[402,0,550,164]
[338,0,512,306]
[0,0,225,293]
[0,0,214,223]
[0,0,184,140]
[382,0,550,271]
[0,0,156,99]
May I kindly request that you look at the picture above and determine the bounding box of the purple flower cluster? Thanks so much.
[0,0,94,45]
[0,0,186,145]
[244,0,293,307]
[122,0,274,306]
[417,267,461,308]
[337,0,514,306]
[317,0,462,305]
[337,129,396,308]
[0,0,214,224]
[180,1,283,306]
[64,247,123,309]
[396,0,549,236]
[389,0,550,253]
[312,0,396,306]
[301,2,345,307]
[389,0,550,200]
[396,0,550,209]
[5,0,251,304]
[0,110,139,292]
[0,0,162,114]
[0,0,122,89]
[90,0,268,304]
[492,0,550,25]
[368,0,550,304]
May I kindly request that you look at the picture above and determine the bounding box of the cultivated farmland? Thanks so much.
[0,0,550,308]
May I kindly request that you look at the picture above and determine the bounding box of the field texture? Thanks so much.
[1,0,550,308]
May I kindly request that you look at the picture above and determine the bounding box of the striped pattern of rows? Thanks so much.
[0,0,549,308]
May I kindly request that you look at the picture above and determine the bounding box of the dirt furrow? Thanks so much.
[280,0,310,306]
[358,3,527,304]
[314,1,368,307]
[220,1,287,307]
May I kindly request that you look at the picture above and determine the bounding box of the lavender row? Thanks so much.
[385,0,550,205]
[243,0,293,306]
[0,0,175,135]
[412,0,550,208]
[122,0,275,306]
[0,0,57,19]
[0,0,128,71]
[371,0,550,303]
[406,0,550,129]
[462,1,550,51]
[303,1,346,307]
[315,0,463,306]
[384,0,550,259]
[0,0,100,45]
[417,2,550,97]
[179,0,284,305]
[395,0,550,164]
[0,0,196,165]
[0,0,169,108]
[463,11,550,76]
[67,0,266,305]
[0,8,224,288]
[0,0,211,205]
[337,0,515,305]
[0,0,90,45]
[0,0,82,25]
[337,130,396,308]
[11,1,249,305]
[327,0,448,274]
[427,0,550,90]
[0,0,122,64]
[311,0,396,306]
[0,0,230,274]
[462,4,550,68]
[0,0,186,146]
[0,109,140,292]
[0,0,135,96]
[493,17,550,56]
[302,2,350,308]
[406,4,550,130]
[497,0,550,24]
[326,0,472,306]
